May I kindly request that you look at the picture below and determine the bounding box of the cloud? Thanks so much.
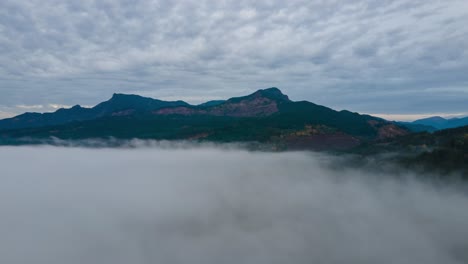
[48,103,73,109]
[0,145,467,264]
[15,104,45,110]
[0,0,467,116]
[0,111,15,119]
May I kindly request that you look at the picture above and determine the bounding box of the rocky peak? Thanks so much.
[246,87,290,102]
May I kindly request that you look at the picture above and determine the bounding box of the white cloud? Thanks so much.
[48,104,72,109]
[0,0,467,115]
[0,145,467,264]
[239,8,257,20]
[15,104,44,110]
[0,111,15,119]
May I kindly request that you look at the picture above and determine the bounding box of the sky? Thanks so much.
[0,0,467,121]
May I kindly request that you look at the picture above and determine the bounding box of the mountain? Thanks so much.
[413,116,447,128]
[409,116,468,130]
[0,88,409,150]
[396,122,438,133]
[0,93,189,130]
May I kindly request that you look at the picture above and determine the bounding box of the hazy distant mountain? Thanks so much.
[0,88,409,150]
[412,116,468,130]
[396,122,438,133]
[396,116,468,132]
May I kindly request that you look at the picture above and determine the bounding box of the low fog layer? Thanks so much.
[0,145,467,264]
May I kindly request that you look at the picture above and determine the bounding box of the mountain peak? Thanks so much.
[111,93,123,98]
[250,87,290,102]
[412,115,468,130]
[262,87,282,92]
[110,93,143,100]
[418,116,446,122]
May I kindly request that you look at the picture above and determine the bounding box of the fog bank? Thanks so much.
[0,146,467,264]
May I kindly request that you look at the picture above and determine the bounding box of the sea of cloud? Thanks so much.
[0,144,467,264]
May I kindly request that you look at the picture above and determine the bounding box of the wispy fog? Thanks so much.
[0,145,467,264]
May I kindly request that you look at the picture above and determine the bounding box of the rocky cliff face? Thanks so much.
[367,120,409,139]
[153,95,280,117]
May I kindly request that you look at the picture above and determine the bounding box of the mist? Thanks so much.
[0,145,467,264]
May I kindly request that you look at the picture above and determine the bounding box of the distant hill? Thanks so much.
[396,122,438,133]
[396,116,468,132]
[0,87,409,150]
[406,116,468,130]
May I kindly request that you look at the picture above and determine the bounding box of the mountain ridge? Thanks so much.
[0,87,409,150]
[412,116,468,130]
[0,87,292,130]
[0,93,191,130]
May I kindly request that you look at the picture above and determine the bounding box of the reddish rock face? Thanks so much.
[209,97,279,117]
[153,96,279,117]
[377,124,409,139]
[367,120,409,139]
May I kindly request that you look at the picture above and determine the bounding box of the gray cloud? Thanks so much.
[0,0,467,118]
[0,145,468,264]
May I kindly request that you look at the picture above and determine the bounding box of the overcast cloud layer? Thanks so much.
[1,145,468,264]
[0,0,467,119]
